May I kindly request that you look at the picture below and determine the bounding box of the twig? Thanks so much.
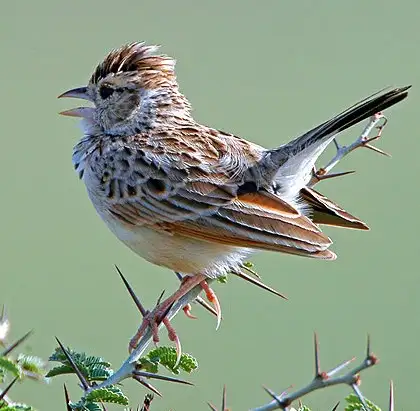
[83,268,203,393]
[208,385,229,411]
[252,334,378,411]
[309,113,389,187]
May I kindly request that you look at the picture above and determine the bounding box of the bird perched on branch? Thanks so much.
[59,42,410,354]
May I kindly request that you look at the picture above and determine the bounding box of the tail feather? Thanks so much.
[261,86,410,199]
[300,187,370,230]
[264,86,410,171]
[280,86,409,158]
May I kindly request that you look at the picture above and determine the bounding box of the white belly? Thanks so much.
[104,217,252,278]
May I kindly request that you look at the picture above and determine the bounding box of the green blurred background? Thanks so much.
[1,1,418,409]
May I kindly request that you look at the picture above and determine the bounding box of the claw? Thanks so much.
[183,304,198,319]
[163,317,182,368]
[200,281,222,330]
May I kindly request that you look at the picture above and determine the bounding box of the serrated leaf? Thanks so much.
[87,365,113,382]
[147,347,198,375]
[85,386,128,405]
[45,364,80,378]
[0,403,35,411]
[0,357,21,378]
[345,394,381,411]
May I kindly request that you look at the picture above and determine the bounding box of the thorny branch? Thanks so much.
[309,113,389,187]
[251,334,378,411]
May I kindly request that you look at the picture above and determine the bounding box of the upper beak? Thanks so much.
[58,86,94,118]
[58,86,91,100]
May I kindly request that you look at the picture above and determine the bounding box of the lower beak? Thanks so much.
[58,86,93,119]
[59,107,95,118]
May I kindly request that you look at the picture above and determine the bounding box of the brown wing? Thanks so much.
[300,187,369,230]
[101,127,336,260]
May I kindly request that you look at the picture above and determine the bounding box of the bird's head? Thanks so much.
[59,42,191,135]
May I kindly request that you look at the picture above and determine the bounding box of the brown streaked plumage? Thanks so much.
[59,42,410,353]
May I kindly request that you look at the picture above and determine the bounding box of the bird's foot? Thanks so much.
[128,274,221,366]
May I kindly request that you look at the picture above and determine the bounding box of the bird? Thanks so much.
[58,42,410,353]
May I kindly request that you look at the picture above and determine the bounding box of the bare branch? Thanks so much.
[252,335,379,411]
[309,113,389,187]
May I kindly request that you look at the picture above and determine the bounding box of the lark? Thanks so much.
[59,42,409,352]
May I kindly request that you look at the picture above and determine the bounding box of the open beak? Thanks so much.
[58,86,94,119]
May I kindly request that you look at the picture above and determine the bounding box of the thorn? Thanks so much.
[352,383,370,411]
[331,401,340,411]
[133,369,193,385]
[207,402,218,411]
[2,330,33,356]
[233,269,287,300]
[222,384,227,410]
[327,357,356,378]
[0,377,18,401]
[195,296,218,317]
[314,332,321,377]
[321,170,356,179]
[115,265,147,317]
[0,304,6,322]
[366,334,371,358]
[174,272,184,281]
[262,385,283,406]
[241,263,261,279]
[63,384,72,411]
[363,143,391,157]
[133,375,162,397]
[55,337,89,391]
[156,290,166,306]
[333,138,341,150]
[389,380,394,411]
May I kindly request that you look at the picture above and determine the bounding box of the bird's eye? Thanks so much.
[99,85,115,99]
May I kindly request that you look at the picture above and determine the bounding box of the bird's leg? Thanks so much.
[129,274,222,360]
[309,113,389,186]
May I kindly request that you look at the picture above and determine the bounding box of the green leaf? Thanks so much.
[0,357,21,378]
[298,406,312,411]
[137,357,159,374]
[16,355,45,377]
[216,274,228,284]
[48,347,113,382]
[45,364,84,379]
[85,386,129,405]
[87,365,113,382]
[345,393,381,411]
[146,347,198,375]
[0,403,35,411]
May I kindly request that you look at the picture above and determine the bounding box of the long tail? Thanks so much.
[262,86,411,182]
